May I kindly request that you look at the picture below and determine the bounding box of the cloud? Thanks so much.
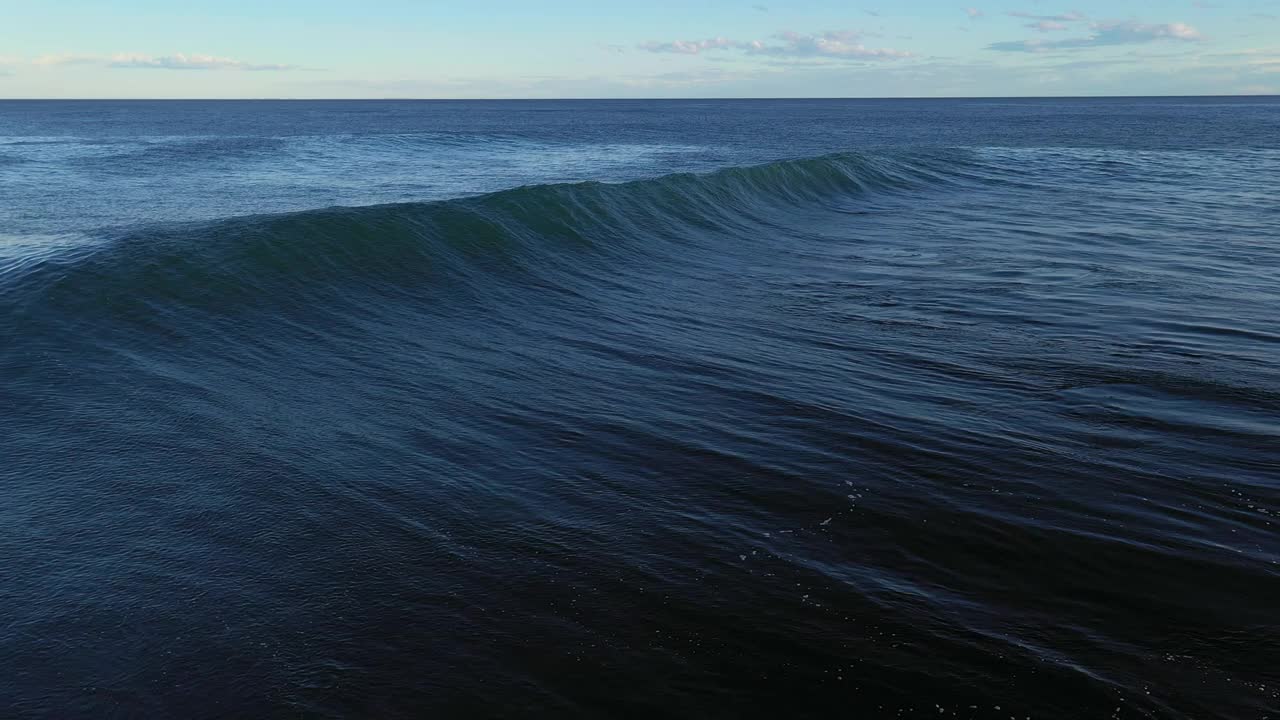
[29,52,298,71]
[624,67,759,88]
[965,8,984,19]
[640,31,910,60]
[745,31,912,59]
[639,38,737,55]
[193,42,1280,99]
[31,54,100,66]
[1008,10,1087,22]
[109,53,297,70]
[990,20,1202,52]
[1006,10,1087,32]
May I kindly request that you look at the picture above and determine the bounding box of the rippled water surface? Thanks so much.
[2,99,1278,719]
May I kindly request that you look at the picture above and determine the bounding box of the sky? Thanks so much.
[1,0,1278,98]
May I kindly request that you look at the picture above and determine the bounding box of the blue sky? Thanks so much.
[1,0,1277,97]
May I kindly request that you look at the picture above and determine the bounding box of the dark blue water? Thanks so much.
[2,99,1278,719]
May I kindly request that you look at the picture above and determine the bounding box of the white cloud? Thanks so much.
[990,20,1203,52]
[622,67,760,88]
[638,38,737,55]
[27,53,298,71]
[640,31,910,61]
[746,31,912,59]
[1008,10,1087,22]
[1151,22,1202,40]
[965,8,984,19]
[147,44,1280,99]
[109,53,297,71]
[31,54,100,67]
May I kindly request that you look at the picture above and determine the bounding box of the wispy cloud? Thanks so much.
[624,67,760,88]
[639,38,737,55]
[110,53,298,71]
[1007,10,1087,22]
[640,31,910,60]
[1006,10,1088,33]
[31,54,100,67]
[990,20,1202,52]
[30,52,299,71]
[246,43,1280,99]
[745,31,912,59]
[964,8,984,19]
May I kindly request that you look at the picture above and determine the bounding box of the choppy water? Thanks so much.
[2,99,1278,719]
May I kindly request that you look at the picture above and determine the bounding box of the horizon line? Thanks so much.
[0,94,1277,102]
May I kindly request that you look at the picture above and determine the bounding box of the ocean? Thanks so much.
[1,98,1277,718]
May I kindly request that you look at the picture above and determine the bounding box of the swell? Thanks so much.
[75,136,291,173]
[1,150,970,325]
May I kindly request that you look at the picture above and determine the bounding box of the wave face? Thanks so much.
[2,100,1280,720]
[3,152,949,319]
